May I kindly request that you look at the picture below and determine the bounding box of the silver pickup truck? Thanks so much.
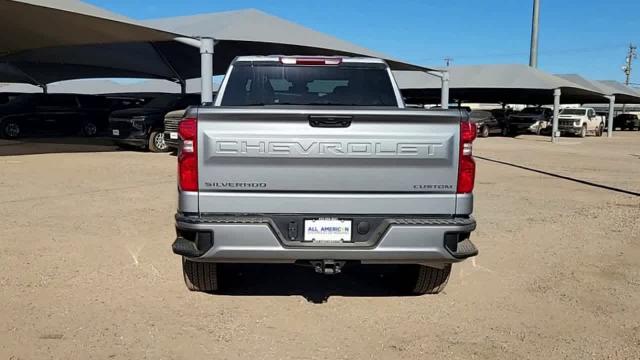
[172,56,478,294]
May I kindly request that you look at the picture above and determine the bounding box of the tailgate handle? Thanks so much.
[309,115,352,128]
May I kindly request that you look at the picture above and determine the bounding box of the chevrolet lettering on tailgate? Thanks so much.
[204,137,450,159]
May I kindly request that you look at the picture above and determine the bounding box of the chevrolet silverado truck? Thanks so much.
[558,107,605,137]
[172,56,478,295]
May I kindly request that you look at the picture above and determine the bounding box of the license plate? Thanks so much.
[304,219,352,243]
[112,129,120,136]
[169,132,178,140]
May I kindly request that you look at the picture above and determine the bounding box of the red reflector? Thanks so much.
[178,118,198,192]
[457,156,476,194]
[457,121,476,194]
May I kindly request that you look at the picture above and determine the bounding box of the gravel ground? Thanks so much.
[0,133,638,359]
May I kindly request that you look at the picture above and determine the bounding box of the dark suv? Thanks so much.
[613,113,640,131]
[505,107,553,135]
[0,93,112,139]
[108,94,201,152]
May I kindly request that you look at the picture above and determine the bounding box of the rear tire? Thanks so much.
[148,130,169,153]
[598,124,604,137]
[480,125,489,138]
[405,264,452,295]
[80,120,98,137]
[182,258,221,292]
[1,119,20,139]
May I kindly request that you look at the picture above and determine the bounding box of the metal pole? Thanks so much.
[529,0,540,68]
[200,38,215,105]
[179,80,186,95]
[551,88,560,143]
[441,70,450,109]
[606,95,615,137]
[41,84,47,94]
[622,44,637,113]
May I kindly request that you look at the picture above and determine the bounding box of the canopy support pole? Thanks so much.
[40,84,47,94]
[606,95,615,138]
[425,70,450,109]
[174,37,215,104]
[551,88,561,143]
[178,80,186,95]
[440,70,449,109]
[200,38,215,105]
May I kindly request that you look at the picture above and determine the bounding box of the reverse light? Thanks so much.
[178,118,198,192]
[279,57,342,66]
[457,121,476,194]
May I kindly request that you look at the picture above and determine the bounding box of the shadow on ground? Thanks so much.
[0,136,120,156]
[215,264,416,303]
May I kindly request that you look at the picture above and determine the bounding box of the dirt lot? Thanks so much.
[1,133,639,359]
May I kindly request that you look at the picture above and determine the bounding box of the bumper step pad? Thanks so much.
[449,238,478,258]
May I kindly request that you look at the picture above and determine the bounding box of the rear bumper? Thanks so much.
[172,214,477,265]
[109,124,148,147]
[163,131,179,149]
[508,123,537,133]
[558,125,582,134]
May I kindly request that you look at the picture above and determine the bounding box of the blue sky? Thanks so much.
[88,0,639,83]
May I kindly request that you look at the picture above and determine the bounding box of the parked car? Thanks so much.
[0,93,112,139]
[163,108,187,151]
[558,107,605,137]
[613,113,640,130]
[469,110,502,137]
[108,93,201,152]
[172,55,478,295]
[489,108,514,129]
[505,107,553,135]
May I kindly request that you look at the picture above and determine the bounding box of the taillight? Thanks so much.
[457,121,476,194]
[178,117,198,192]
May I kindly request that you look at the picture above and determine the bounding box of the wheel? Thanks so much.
[480,125,490,138]
[534,124,542,135]
[579,124,587,138]
[1,119,20,139]
[403,264,452,295]
[148,130,169,152]
[598,124,604,137]
[80,121,98,137]
[182,258,221,292]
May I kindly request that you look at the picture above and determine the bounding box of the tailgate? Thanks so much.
[196,108,462,214]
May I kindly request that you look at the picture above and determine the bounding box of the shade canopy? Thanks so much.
[0,78,215,94]
[556,75,640,104]
[0,2,429,87]
[395,64,606,105]
[0,0,175,54]
[141,9,427,72]
[594,80,640,104]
